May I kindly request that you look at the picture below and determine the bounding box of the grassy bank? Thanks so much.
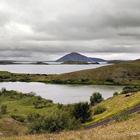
[0,59,140,85]
[52,59,140,85]
[0,71,52,83]
[86,91,140,125]
[1,112,140,140]
[0,87,140,137]
[0,89,91,135]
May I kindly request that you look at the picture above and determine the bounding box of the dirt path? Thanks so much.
[85,104,140,129]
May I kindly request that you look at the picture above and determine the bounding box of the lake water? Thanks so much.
[0,64,120,104]
[0,82,123,104]
[0,64,109,74]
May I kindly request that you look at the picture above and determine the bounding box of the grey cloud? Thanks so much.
[0,0,139,60]
[0,39,139,54]
[0,50,31,57]
[0,12,10,26]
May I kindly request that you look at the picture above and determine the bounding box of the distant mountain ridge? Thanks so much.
[56,52,106,63]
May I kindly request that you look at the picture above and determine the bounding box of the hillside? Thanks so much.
[1,113,140,140]
[0,60,139,85]
[52,60,140,85]
[56,52,106,63]
[1,91,140,140]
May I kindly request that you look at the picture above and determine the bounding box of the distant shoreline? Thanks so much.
[0,59,139,86]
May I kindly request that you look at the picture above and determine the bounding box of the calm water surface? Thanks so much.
[0,82,123,104]
[0,64,109,74]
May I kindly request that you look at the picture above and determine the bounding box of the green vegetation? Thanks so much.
[72,102,91,123]
[0,89,93,135]
[93,105,106,115]
[90,92,104,106]
[85,91,140,126]
[1,109,140,140]
[113,92,119,96]
[0,59,140,85]
[51,59,140,85]
[0,87,139,138]
[11,114,26,122]
[0,88,55,117]
[0,105,7,115]
[0,71,51,83]
[28,111,79,133]
[0,59,139,139]
[121,85,140,94]
[115,114,131,122]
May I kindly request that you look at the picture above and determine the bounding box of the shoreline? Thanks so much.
[0,60,139,86]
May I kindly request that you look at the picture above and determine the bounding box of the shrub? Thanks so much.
[0,88,6,93]
[115,114,130,122]
[29,111,79,133]
[121,86,140,94]
[0,105,7,114]
[113,92,119,96]
[106,78,114,83]
[33,101,44,109]
[94,106,106,115]
[28,92,36,97]
[11,114,26,122]
[33,99,46,109]
[90,92,103,106]
[57,103,63,109]
[72,102,91,123]
[33,96,53,109]
[27,113,42,122]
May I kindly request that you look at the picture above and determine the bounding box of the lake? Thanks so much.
[0,64,120,104]
[0,82,123,104]
[0,64,109,74]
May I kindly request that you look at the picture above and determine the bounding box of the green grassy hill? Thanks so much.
[0,87,140,134]
[0,91,140,140]
[52,60,140,85]
[1,113,140,140]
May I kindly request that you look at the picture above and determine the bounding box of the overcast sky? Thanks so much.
[0,0,140,60]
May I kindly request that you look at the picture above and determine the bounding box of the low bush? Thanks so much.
[0,105,7,114]
[0,88,6,93]
[121,86,140,94]
[33,96,53,109]
[27,113,42,122]
[113,92,119,96]
[94,106,106,115]
[115,114,130,122]
[72,102,91,123]
[90,92,104,106]
[28,111,80,133]
[106,78,114,83]
[11,114,26,122]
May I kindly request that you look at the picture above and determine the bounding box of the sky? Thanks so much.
[0,0,140,61]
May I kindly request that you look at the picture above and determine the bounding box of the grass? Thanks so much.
[0,90,60,135]
[0,118,27,136]
[0,91,58,120]
[53,59,140,85]
[0,90,88,135]
[85,91,140,125]
[1,113,140,140]
[0,59,140,85]
[0,60,140,139]
[0,95,57,117]
[0,89,140,137]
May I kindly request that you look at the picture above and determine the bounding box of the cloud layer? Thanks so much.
[0,0,140,60]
